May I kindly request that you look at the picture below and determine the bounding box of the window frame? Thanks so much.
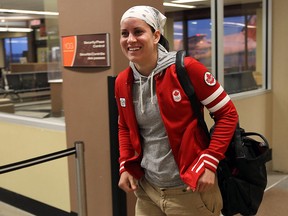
[167,0,272,97]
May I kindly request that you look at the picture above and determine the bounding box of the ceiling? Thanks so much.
[0,0,210,11]
[0,0,57,28]
[163,0,210,12]
[0,0,260,28]
[163,0,261,12]
[0,0,211,28]
[0,0,60,11]
[0,0,261,12]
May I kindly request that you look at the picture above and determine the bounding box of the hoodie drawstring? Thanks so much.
[150,71,155,105]
[138,72,155,114]
[139,76,144,114]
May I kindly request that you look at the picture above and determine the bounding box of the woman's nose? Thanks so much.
[127,33,136,43]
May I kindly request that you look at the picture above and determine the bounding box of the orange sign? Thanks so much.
[62,36,77,67]
[61,33,110,67]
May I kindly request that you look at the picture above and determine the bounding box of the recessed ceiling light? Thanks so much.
[163,2,196,9]
[0,16,35,20]
[0,27,33,32]
[0,8,59,16]
[172,0,206,3]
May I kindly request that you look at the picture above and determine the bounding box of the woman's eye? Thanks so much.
[121,31,129,37]
[121,29,144,38]
[134,30,143,35]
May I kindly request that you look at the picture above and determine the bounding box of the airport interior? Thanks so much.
[0,0,288,215]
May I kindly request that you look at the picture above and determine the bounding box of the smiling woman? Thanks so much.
[116,5,238,216]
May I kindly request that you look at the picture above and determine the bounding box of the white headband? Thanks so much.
[120,6,167,35]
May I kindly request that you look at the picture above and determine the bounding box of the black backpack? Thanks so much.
[175,50,272,216]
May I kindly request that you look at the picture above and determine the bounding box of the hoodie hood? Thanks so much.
[130,44,176,113]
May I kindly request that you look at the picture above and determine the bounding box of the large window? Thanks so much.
[168,0,270,95]
[223,1,264,94]
[4,37,28,67]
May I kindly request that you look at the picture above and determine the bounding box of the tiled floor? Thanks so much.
[14,100,53,119]
[257,172,288,216]
[0,202,35,216]
[0,172,287,215]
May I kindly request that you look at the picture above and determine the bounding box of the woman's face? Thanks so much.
[120,18,160,66]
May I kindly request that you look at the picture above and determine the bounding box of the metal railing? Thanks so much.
[0,141,87,216]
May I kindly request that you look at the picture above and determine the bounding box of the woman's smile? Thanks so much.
[128,46,141,52]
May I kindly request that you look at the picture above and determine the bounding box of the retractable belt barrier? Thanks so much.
[0,141,87,216]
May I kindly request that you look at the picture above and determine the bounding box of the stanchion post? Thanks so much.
[75,141,87,216]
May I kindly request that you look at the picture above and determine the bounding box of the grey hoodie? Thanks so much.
[131,44,185,187]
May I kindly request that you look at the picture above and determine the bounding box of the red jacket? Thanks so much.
[115,56,238,189]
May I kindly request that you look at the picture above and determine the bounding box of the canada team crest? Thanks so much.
[204,72,216,86]
[172,90,181,102]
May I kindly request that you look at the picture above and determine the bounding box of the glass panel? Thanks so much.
[167,2,212,70]
[173,21,184,51]
[223,0,263,94]
[4,37,28,65]
[0,0,62,119]
[187,18,212,68]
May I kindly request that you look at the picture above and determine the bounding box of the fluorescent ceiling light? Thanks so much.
[172,0,206,3]
[0,27,33,32]
[0,9,59,16]
[163,3,196,9]
[0,16,34,20]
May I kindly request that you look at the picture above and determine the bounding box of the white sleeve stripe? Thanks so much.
[208,95,230,113]
[194,160,218,173]
[201,154,219,163]
[204,160,218,170]
[120,161,126,166]
[191,154,219,171]
[196,162,204,173]
[201,86,224,105]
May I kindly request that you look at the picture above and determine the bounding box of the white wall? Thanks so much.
[0,119,70,212]
[270,0,288,172]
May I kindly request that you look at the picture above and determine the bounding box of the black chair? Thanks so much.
[224,70,258,94]
[21,73,36,90]
[4,74,22,99]
[6,74,22,91]
[35,72,49,89]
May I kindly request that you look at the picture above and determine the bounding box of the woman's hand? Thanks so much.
[118,171,138,193]
[187,168,215,192]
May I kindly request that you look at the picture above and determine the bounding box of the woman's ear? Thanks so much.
[153,30,161,44]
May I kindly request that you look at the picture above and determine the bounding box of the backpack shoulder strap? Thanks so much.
[175,50,210,138]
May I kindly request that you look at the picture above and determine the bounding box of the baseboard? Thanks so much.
[0,187,77,216]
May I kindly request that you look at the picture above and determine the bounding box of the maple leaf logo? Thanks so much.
[173,91,180,96]
[204,72,216,86]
